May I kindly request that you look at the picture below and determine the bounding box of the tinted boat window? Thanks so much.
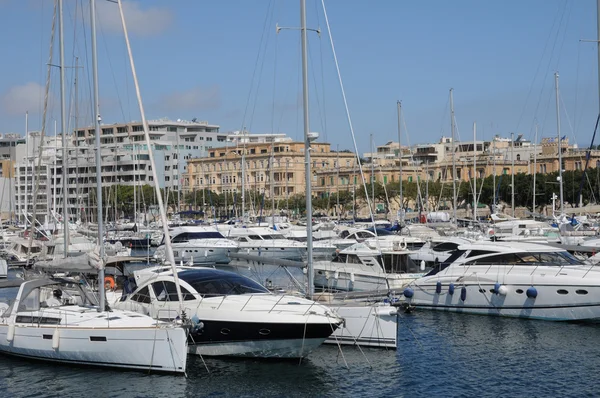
[178,270,269,297]
[131,286,151,304]
[432,242,459,252]
[172,232,225,243]
[152,281,195,301]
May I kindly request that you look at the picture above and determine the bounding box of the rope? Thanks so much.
[325,313,349,370]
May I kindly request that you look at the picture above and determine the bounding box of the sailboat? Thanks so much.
[0,0,188,373]
[297,0,399,348]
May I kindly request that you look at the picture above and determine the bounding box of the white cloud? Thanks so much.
[158,86,221,112]
[96,0,174,37]
[1,82,51,116]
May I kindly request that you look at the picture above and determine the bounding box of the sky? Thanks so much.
[0,0,599,154]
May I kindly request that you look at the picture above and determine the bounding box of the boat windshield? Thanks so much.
[178,269,269,297]
[464,251,584,266]
[160,231,225,245]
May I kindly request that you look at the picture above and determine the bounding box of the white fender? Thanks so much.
[7,324,14,342]
[52,328,60,350]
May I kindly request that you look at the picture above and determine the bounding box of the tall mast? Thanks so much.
[511,132,515,217]
[74,57,80,222]
[242,142,246,224]
[450,88,457,222]
[336,144,340,221]
[300,0,314,298]
[270,142,275,227]
[24,112,28,224]
[555,72,564,216]
[492,135,496,212]
[176,129,180,214]
[370,133,374,214]
[473,122,477,221]
[53,120,57,217]
[90,0,106,311]
[396,101,403,218]
[59,0,68,256]
[117,0,184,304]
[533,124,538,220]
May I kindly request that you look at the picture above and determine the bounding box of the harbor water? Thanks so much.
[0,265,598,397]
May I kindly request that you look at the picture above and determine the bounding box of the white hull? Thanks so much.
[326,304,397,348]
[0,324,187,373]
[314,269,421,292]
[237,245,304,261]
[409,280,600,321]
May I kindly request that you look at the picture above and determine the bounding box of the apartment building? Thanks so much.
[14,118,222,222]
[184,136,358,203]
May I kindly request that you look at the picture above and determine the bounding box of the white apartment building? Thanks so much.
[14,118,222,223]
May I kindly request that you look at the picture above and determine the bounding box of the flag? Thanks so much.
[561,135,566,141]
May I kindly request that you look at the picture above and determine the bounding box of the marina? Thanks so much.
[3,0,600,396]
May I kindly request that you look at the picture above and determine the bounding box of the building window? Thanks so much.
[516,154,521,161]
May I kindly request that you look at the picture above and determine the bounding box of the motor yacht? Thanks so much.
[113,265,342,358]
[154,226,238,265]
[403,241,600,320]
[409,237,473,267]
[313,242,425,292]
[223,226,305,261]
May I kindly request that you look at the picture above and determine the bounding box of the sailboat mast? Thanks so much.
[90,0,106,312]
[370,133,374,214]
[396,101,403,218]
[24,111,28,224]
[117,0,184,304]
[300,0,314,298]
[74,57,80,223]
[58,0,68,256]
[492,135,496,211]
[270,142,275,227]
[511,132,515,217]
[53,120,57,217]
[450,89,457,222]
[336,144,340,221]
[473,122,477,221]
[533,124,538,220]
[555,72,564,215]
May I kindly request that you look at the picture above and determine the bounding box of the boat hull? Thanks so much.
[408,281,600,321]
[325,304,398,348]
[187,320,338,358]
[0,324,187,373]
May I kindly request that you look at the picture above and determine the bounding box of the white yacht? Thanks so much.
[4,237,44,263]
[488,219,560,243]
[114,265,343,358]
[154,226,238,265]
[0,277,187,373]
[410,237,473,267]
[313,242,424,292]
[224,226,305,261]
[403,241,600,320]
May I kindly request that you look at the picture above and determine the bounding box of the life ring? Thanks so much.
[399,239,407,250]
[104,276,115,290]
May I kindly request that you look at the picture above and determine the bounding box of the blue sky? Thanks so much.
[1,0,598,153]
